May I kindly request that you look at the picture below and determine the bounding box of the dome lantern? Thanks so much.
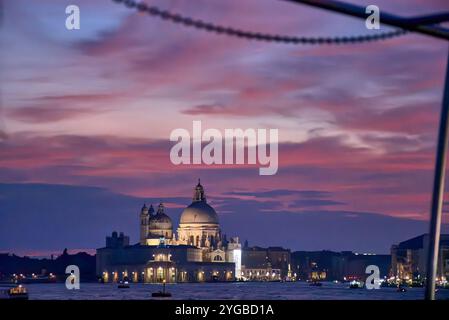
[157,202,165,214]
[193,178,206,202]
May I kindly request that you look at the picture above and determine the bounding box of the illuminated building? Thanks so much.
[291,250,390,281]
[96,181,242,283]
[241,246,292,281]
[391,234,449,282]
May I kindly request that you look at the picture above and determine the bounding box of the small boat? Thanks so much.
[397,286,407,292]
[118,281,130,289]
[152,280,171,298]
[349,280,363,289]
[151,291,172,297]
[0,284,29,300]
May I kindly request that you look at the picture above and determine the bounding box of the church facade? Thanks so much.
[96,181,242,283]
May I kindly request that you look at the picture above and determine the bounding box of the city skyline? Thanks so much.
[1,0,449,256]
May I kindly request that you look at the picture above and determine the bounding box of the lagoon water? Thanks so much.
[26,282,449,300]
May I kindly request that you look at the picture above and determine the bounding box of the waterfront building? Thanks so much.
[292,250,342,281]
[96,181,241,283]
[391,234,449,282]
[241,246,292,281]
[343,252,390,281]
[291,250,390,281]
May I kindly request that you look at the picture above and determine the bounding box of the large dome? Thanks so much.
[179,180,219,225]
[180,201,219,224]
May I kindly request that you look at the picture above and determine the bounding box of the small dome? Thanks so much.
[149,203,172,230]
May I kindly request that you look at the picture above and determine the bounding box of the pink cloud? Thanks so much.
[2,0,449,231]
[0,132,444,221]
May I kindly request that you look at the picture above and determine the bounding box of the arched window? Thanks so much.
[189,236,194,245]
[213,255,223,261]
[196,235,200,247]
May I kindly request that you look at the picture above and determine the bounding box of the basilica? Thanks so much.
[96,181,242,283]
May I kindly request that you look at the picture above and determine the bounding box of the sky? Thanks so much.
[1,0,449,256]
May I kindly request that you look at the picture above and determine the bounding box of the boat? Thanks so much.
[0,284,29,300]
[117,280,130,289]
[152,280,171,298]
[349,280,363,289]
[151,291,172,297]
[397,286,407,292]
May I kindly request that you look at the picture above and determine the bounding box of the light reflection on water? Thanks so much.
[25,282,449,300]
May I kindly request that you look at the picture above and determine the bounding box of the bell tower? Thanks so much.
[139,203,149,245]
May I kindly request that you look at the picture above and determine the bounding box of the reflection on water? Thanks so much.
[26,282,449,300]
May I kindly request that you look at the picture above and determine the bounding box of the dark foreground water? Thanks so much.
[25,282,449,300]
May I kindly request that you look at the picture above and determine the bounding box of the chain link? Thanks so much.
[112,0,407,45]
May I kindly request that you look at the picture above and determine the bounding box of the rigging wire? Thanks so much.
[112,0,408,45]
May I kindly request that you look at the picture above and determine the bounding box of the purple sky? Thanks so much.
[1,0,449,256]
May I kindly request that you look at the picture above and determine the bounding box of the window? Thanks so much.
[214,255,223,261]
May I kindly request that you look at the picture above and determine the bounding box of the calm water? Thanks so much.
[25,282,449,300]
